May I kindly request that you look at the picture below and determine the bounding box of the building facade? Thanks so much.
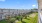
[38,0,42,23]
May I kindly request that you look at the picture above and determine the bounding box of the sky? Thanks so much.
[0,0,38,9]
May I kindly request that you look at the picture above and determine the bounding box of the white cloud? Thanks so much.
[0,0,5,1]
[32,5,36,7]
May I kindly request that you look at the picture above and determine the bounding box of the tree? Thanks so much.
[9,18,16,23]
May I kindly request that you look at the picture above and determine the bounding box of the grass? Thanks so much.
[22,13,38,23]
[0,20,7,23]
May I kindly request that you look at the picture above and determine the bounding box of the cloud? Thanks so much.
[0,0,5,1]
[32,5,36,7]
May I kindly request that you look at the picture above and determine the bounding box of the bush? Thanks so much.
[9,18,16,23]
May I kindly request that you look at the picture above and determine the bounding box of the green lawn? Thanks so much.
[22,13,38,23]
